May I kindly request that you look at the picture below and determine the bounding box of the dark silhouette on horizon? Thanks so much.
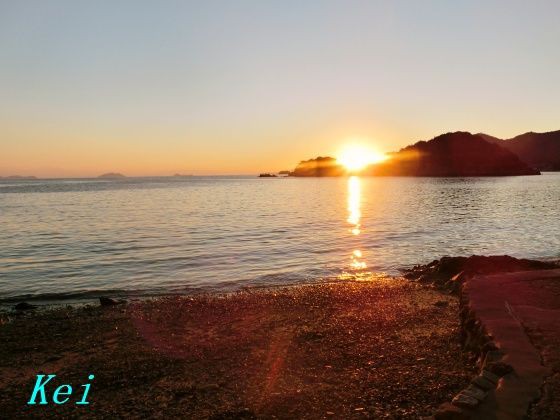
[292,156,345,177]
[98,173,126,179]
[478,130,560,171]
[290,132,541,177]
[368,132,539,176]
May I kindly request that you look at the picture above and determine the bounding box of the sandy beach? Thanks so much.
[0,278,474,418]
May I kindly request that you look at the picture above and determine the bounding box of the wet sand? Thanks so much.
[0,278,475,418]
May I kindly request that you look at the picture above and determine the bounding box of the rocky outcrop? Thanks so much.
[403,255,557,289]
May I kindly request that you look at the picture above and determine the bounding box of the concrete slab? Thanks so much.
[462,269,560,419]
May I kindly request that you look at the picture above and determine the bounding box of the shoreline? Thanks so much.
[2,255,559,418]
[0,278,474,418]
[4,253,559,309]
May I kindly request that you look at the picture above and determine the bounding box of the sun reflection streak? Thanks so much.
[347,176,361,235]
[346,176,367,271]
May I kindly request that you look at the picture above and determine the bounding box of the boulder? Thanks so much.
[14,302,37,311]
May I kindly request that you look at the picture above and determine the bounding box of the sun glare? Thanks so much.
[337,145,387,171]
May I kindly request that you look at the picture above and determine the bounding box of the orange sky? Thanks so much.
[2,1,559,177]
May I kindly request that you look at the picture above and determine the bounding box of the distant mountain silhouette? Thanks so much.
[367,132,539,176]
[292,156,345,177]
[478,130,560,171]
[98,172,126,179]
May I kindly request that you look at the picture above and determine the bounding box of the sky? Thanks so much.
[1,0,560,177]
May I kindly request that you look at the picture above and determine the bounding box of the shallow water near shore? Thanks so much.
[1,174,559,302]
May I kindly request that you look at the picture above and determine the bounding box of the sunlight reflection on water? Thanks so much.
[346,176,368,272]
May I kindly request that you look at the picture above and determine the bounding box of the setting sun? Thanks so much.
[337,145,387,171]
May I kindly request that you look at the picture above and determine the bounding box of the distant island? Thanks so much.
[98,173,126,179]
[172,173,193,177]
[0,175,37,180]
[290,131,543,177]
[257,171,293,177]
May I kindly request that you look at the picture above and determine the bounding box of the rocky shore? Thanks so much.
[0,279,473,418]
[404,255,560,419]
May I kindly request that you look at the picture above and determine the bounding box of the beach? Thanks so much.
[0,278,474,418]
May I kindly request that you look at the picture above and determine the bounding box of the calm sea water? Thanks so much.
[1,174,559,302]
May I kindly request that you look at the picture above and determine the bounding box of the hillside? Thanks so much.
[366,132,539,177]
[479,131,560,171]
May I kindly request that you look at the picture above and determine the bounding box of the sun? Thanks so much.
[337,144,387,171]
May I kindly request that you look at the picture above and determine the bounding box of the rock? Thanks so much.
[14,302,36,311]
[99,297,125,306]
[485,361,514,376]
[481,369,500,384]
[451,271,466,282]
[452,393,479,408]
[427,259,439,268]
[482,350,504,366]
[446,271,467,292]
[463,384,487,401]
[434,402,469,420]
[482,341,499,352]
[471,374,495,390]
[403,256,558,287]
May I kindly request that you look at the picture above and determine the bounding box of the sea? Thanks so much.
[1,174,559,303]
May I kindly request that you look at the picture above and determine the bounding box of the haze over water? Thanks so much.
[1,174,559,302]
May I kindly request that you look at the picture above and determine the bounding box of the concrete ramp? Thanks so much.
[463,269,560,419]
